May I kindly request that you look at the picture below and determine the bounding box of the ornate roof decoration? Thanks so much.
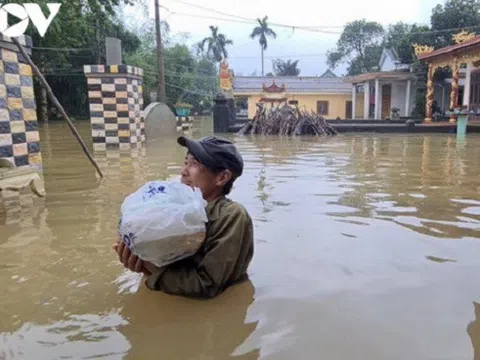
[413,44,435,57]
[453,31,476,44]
[262,80,286,93]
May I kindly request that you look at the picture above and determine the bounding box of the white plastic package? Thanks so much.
[118,180,208,268]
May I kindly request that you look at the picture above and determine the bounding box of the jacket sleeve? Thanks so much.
[145,206,249,298]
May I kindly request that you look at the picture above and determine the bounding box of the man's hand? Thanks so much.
[112,237,158,276]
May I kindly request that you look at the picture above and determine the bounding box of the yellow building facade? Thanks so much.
[239,93,364,120]
[232,73,365,120]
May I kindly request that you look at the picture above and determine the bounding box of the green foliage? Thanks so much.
[411,88,426,118]
[126,35,218,113]
[250,16,277,50]
[384,22,433,64]
[193,57,218,112]
[327,19,384,75]
[272,59,300,76]
[382,0,480,69]
[197,26,233,62]
[431,0,480,47]
[164,44,196,105]
[1,0,140,119]
[346,45,383,75]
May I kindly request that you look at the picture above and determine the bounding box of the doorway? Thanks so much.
[345,101,352,119]
[471,69,480,121]
[381,84,391,119]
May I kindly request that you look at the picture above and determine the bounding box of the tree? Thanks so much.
[431,0,480,47]
[126,23,218,113]
[192,57,218,113]
[346,46,384,75]
[272,59,300,76]
[154,0,167,103]
[250,16,277,76]
[327,19,384,75]
[124,18,170,107]
[198,26,233,62]
[163,44,196,105]
[10,0,138,121]
[384,22,434,65]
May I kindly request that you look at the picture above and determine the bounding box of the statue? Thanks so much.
[219,60,233,92]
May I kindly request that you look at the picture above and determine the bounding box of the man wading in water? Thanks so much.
[113,136,254,298]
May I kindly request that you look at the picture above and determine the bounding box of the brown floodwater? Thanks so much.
[1,118,480,360]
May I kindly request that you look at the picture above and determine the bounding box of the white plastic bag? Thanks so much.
[118,180,208,268]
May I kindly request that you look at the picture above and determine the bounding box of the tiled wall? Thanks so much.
[84,65,145,151]
[0,35,42,171]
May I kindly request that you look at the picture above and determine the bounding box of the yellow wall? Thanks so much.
[241,93,365,119]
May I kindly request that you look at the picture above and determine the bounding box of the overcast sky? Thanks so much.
[123,0,444,76]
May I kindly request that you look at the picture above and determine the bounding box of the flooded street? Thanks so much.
[1,118,480,360]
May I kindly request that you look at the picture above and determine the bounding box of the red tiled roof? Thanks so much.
[418,35,480,60]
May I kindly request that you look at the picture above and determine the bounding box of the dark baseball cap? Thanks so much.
[177,135,244,176]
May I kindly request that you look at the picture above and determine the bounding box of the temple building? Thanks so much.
[232,71,360,120]
[416,31,480,122]
[344,33,480,121]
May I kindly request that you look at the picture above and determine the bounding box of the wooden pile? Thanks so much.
[237,103,338,136]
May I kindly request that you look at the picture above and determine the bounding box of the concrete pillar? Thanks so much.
[83,64,145,151]
[105,37,122,65]
[405,79,411,117]
[213,92,230,133]
[457,113,468,138]
[0,34,42,172]
[374,78,381,119]
[363,81,370,119]
[463,62,473,107]
[351,84,357,119]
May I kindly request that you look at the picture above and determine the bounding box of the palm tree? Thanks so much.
[250,16,277,76]
[198,26,233,63]
[272,59,300,76]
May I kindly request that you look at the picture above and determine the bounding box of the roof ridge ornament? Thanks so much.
[453,30,476,44]
[413,43,435,57]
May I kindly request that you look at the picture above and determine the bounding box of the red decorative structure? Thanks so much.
[259,80,288,103]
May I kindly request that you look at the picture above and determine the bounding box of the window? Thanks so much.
[317,101,329,115]
[288,100,299,105]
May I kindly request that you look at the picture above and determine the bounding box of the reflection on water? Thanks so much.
[1,120,480,359]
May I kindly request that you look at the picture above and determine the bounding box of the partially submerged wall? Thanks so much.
[84,64,145,151]
[0,35,42,172]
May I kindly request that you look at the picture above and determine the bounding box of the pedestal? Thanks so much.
[456,114,468,139]
[83,64,145,151]
[213,93,230,133]
[227,97,236,125]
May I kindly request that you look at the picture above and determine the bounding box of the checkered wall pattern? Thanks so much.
[0,35,42,171]
[84,65,145,151]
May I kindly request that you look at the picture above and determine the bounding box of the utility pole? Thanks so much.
[155,0,167,103]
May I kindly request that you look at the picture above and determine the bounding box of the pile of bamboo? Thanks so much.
[237,103,338,136]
